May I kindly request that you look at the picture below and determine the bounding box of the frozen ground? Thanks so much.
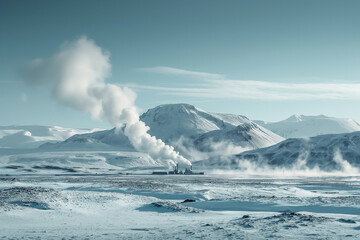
[1,170,360,239]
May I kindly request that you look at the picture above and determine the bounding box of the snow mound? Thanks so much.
[255,115,360,138]
[232,212,330,230]
[137,201,203,213]
[0,187,55,211]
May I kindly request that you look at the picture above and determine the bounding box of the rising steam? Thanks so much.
[204,148,359,178]
[23,36,191,168]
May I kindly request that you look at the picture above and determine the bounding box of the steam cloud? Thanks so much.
[23,36,191,168]
[205,148,359,177]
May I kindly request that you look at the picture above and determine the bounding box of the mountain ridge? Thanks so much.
[39,103,284,160]
[254,115,360,139]
[0,125,102,149]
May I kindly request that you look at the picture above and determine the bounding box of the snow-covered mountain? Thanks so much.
[141,104,283,154]
[42,104,284,159]
[39,128,134,151]
[254,115,360,139]
[193,122,284,154]
[140,103,253,142]
[0,125,102,149]
[195,131,360,172]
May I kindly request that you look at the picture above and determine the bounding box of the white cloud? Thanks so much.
[132,67,360,100]
[138,66,224,79]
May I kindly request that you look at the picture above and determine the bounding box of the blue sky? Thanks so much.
[1,0,360,128]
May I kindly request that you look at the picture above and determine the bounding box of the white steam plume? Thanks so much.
[23,36,191,168]
[204,149,359,178]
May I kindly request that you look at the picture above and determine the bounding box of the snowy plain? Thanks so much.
[1,151,360,239]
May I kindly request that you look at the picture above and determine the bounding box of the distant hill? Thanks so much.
[0,125,101,149]
[254,115,360,138]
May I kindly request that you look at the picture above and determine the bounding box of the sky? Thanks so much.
[1,0,360,129]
